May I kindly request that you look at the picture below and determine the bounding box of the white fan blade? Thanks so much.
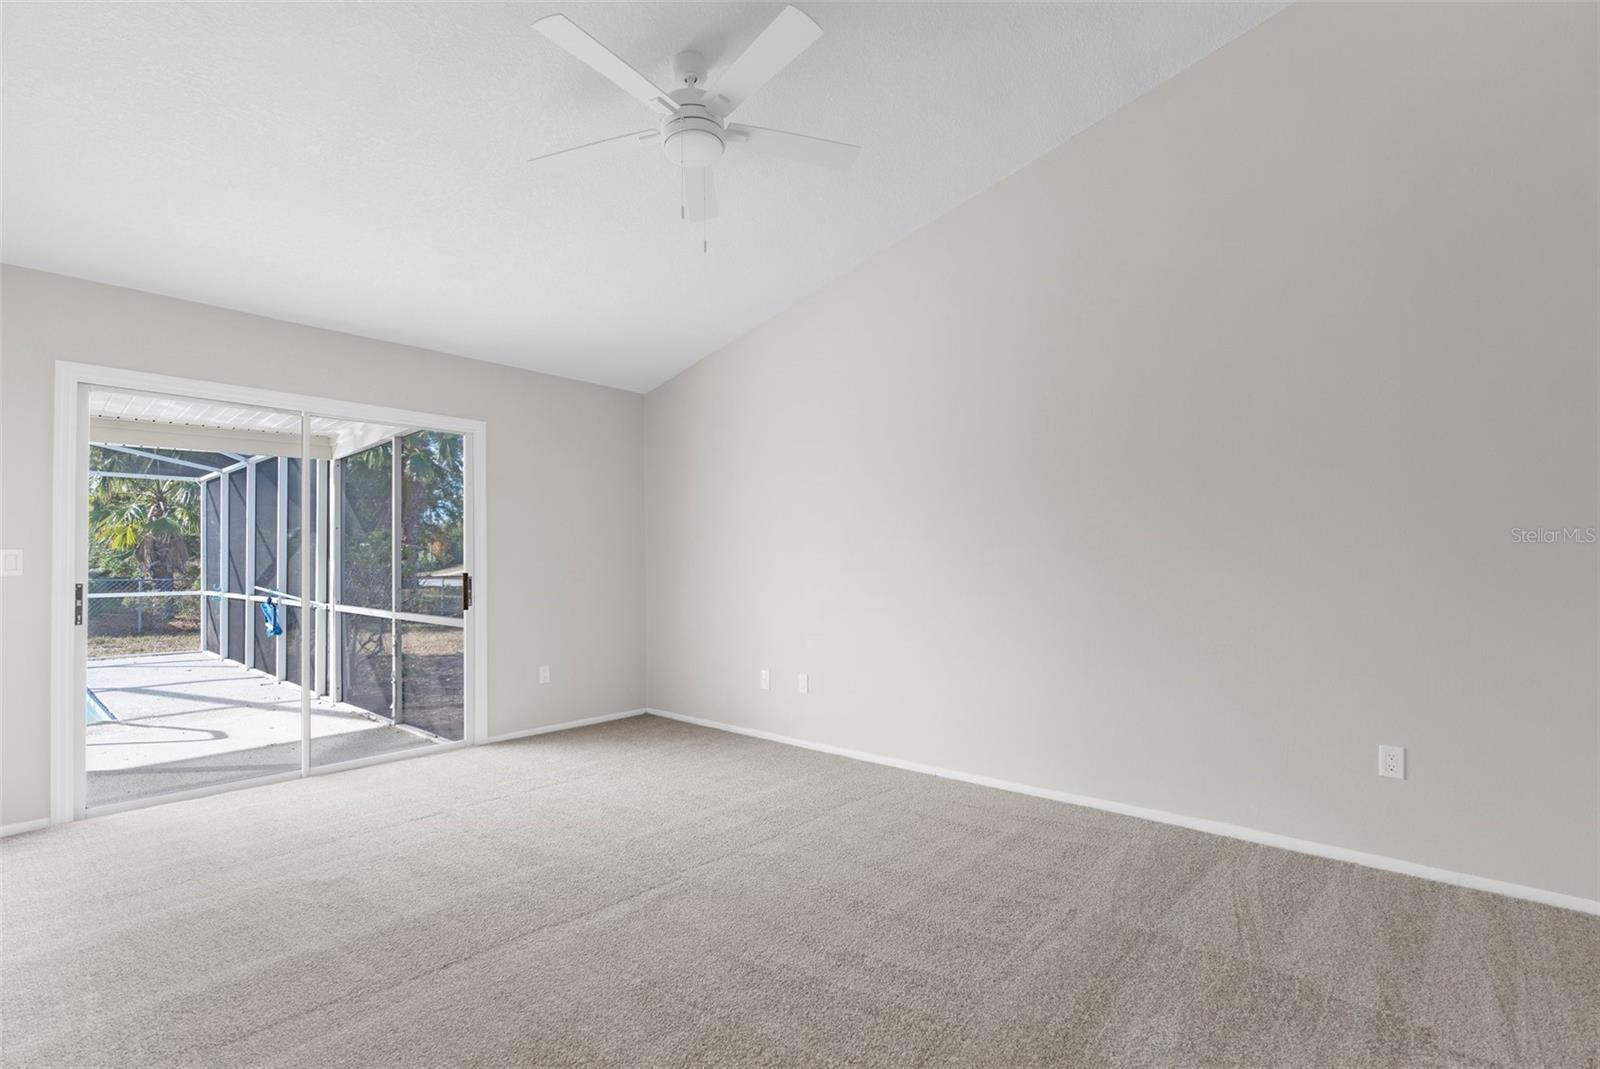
[534,15,674,116]
[528,129,658,165]
[684,167,718,222]
[726,123,859,169]
[706,6,821,118]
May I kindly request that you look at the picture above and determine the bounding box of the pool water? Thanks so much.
[86,690,118,724]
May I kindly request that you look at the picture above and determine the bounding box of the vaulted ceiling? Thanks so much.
[2,3,1278,391]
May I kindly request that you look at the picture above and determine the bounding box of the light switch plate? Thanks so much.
[538,665,551,685]
[0,549,21,577]
[759,669,770,691]
[797,673,809,695]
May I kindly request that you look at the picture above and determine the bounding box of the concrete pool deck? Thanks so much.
[86,651,440,808]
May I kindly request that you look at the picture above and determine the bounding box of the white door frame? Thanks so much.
[50,361,490,824]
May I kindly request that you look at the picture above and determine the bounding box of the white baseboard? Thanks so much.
[1,818,50,839]
[486,708,646,744]
[646,709,1600,917]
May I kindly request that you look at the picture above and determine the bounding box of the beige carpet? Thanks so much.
[2,715,1595,1068]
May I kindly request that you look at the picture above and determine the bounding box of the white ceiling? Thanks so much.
[3,3,1278,392]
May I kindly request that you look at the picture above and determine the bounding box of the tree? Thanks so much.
[339,442,393,608]
[401,431,465,611]
[338,432,465,614]
[88,476,200,586]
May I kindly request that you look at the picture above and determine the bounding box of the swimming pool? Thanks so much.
[86,690,117,724]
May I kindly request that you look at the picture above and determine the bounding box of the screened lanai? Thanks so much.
[85,389,468,810]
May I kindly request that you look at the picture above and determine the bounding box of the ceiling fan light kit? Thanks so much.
[531,5,860,227]
[662,104,724,169]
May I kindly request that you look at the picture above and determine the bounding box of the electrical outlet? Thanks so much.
[797,673,809,695]
[759,669,770,691]
[1378,745,1405,780]
[538,665,551,685]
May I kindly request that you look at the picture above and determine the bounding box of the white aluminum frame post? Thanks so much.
[276,455,289,681]
[315,460,330,698]
[244,460,257,671]
[197,479,209,654]
[390,435,403,725]
[51,362,489,824]
[328,459,343,703]
[218,470,230,658]
[300,422,312,774]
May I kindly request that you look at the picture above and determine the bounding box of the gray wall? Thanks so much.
[644,3,1600,899]
[1,266,645,826]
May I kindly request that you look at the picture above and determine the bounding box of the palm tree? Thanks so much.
[340,432,464,614]
[339,443,394,608]
[89,477,200,585]
[401,431,464,570]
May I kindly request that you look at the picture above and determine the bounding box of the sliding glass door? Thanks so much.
[397,431,467,740]
[87,400,306,809]
[83,380,476,814]
[314,428,466,766]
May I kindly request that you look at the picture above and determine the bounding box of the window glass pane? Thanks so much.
[84,400,306,812]
[203,479,223,657]
[83,587,201,659]
[252,599,277,676]
[89,445,235,481]
[283,459,320,603]
[400,431,465,618]
[284,604,312,687]
[310,609,434,768]
[226,598,246,663]
[203,594,220,655]
[309,461,318,599]
[89,446,238,478]
[254,459,277,594]
[285,459,302,598]
[399,622,463,740]
[227,470,247,594]
[339,444,391,609]
[204,477,220,593]
[339,612,392,718]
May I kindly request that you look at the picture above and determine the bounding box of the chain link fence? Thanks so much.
[87,577,203,659]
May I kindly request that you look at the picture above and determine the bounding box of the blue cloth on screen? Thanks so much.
[260,598,283,637]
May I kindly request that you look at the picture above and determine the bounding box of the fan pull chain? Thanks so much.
[674,136,707,254]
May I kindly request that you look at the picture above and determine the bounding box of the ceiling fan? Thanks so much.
[530,5,860,228]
